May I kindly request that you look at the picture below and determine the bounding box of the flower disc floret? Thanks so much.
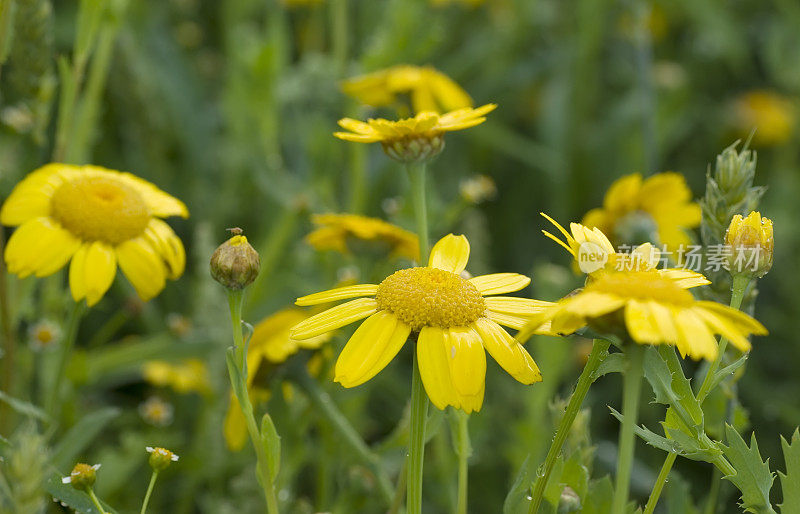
[51,175,150,245]
[376,267,485,331]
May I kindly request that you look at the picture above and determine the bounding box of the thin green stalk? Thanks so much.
[406,160,430,514]
[45,302,85,418]
[87,487,108,514]
[528,339,611,514]
[643,273,751,513]
[226,290,280,514]
[612,342,645,514]
[702,468,722,514]
[0,229,14,435]
[140,471,158,514]
[294,368,393,504]
[456,411,470,514]
[330,0,347,73]
[388,459,407,514]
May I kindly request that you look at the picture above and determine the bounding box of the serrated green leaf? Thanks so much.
[721,425,775,514]
[260,413,281,479]
[590,352,624,380]
[52,407,120,470]
[706,354,748,398]
[643,347,703,432]
[779,428,800,514]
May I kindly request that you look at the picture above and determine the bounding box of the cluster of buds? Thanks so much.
[381,134,444,163]
[724,211,773,278]
[210,228,261,290]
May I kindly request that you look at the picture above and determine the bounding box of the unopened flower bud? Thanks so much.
[557,486,581,513]
[724,211,773,278]
[62,463,100,491]
[381,134,444,163]
[210,228,261,290]
[146,446,179,471]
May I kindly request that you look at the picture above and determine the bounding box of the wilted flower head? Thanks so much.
[210,228,261,290]
[724,211,773,278]
[62,463,100,491]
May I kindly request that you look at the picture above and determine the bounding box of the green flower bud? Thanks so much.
[210,228,261,290]
[62,463,100,491]
[381,134,444,163]
[146,446,179,471]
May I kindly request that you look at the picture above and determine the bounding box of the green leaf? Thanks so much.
[721,425,775,514]
[581,476,614,514]
[44,473,118,514]
[503,455,534,514]
[0,390,49,423]
[52,407,120,470]
[591,352,624,380]
[707,354,748,397]
[644,347,704,431]
[260,413,281,479]
[225,347,248,406]
[779,428,800,514]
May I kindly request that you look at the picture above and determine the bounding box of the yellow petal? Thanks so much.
[429,234,470,273]
[224,394,248,452]
[117,236,167,301]
[693,307,753,353]
[296,284,379,306]
[473,318,541,384]
[290,298,378,340]
[469,273,530,295]
[485,297,554,315]
[624,300,661,344]
[71,241,117,306]
[107,168,188,218]
[486,310,530,331]
[658,269,711,289]
[695,301,768,336]
[674,309,718,361]
[562,292,626,318]
[646,301,679,346]
[4,217,80,278]
[0,164,72,225]
[334,311,410,387]
[417,326,459,410]
[144,218,185,280]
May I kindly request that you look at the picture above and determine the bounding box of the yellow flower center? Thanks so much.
[587,272,694,306]
[51,176,150,245]
[375,267,485,331]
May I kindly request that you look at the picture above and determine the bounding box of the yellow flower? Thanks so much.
[306,213,419,260]
[142,359,210,395]
[541,213,710,289]
[521,270,766,361]
[224,308,333,451]
[1,164,188,306]
[582,172,701,252]
[731,90,795,147]
[290,234,554,413]
[724,211,774,277]
[334,105,496,162]
[341,65,472,115]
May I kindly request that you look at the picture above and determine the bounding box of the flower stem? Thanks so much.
[528,339,611,514]
[643,273,751,513]
[87,487,108,514]
[612,342,645,514]
[456,411,470,514]
[406,160,430,514]
[0,229,15,434]
[140,471,158,514]
[45,301,85,418]
[225,289,280,514]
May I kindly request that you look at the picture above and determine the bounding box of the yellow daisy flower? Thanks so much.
[541,213,710,289]
[142,359,211,395]
[1,163,188,305]
[520,270,766,361]
[334,104,496,162]
[306,213,419,261]
[290,234,553,413]
[731,90,795,147]
[582,172,701,252]
[224,308,332,451]
[341,65,473,115]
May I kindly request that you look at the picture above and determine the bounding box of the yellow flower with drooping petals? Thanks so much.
[724,211,774,278]
[541,213,710,289]
[290,234,554,413]
[582,172,701,252]
[1,164,188,306]
[731,90,795,147]
[143,359,210,395]
[342,65,473,115]
[335,105,496,162]
[520,270,766,361]
[306,213,419,261]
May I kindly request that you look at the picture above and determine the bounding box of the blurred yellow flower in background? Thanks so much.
[1,164,188,305]
[582,172,701,252]
[342,65,473,115]
[224,308,333,451]
[731,90,795,147]
[519,270,766,361]
[306,213,419,260]
[143,359,210,395]
[459,175,497,204]
[291,234,553,413]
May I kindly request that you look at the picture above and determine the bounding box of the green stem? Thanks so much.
[612,343,645,514]
[45,302,85,418]
[528,339,611,514]
[702,468,722,514]
[87,487,108,514]
[456,411,470,514]
[388,459,407,514]
[140,471,158,514]
[642,273,751,512]
[0,229,15,435]
[225,290,280,514]
[294,368,393,504]
[406,162,429,262]
[330,0,347,74]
